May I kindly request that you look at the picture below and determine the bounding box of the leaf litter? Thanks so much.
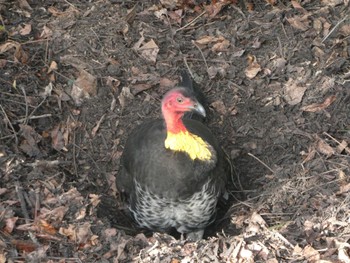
[0,0,350,262]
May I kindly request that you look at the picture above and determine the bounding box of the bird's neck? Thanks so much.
[163,112,212,161]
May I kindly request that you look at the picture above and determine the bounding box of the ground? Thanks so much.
[1,0,350,262]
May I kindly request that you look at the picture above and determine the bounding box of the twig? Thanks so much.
[277,36,284,58]
[183,57,195,80]
[15,113,52,124]
[19,86,29,125]
[248,153,275,174]
[322,15,349,43]
[21,38,53,45]
[34,188,40,220]
[15,182,40,245]
[27,96,47,120]
[0,104,18,145]
[192,40,209,74]
[323,132,350,154]
[176,11,206,32]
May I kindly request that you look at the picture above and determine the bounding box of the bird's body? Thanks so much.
[117,78,228,240]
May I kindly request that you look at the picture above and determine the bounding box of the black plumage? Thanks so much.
[116,75,229,240]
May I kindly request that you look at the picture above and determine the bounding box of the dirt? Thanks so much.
[1,0,350,262]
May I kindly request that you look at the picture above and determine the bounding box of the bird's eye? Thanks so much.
[176,97,183,103]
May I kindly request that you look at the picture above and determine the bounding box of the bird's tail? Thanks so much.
[179,70,208,122]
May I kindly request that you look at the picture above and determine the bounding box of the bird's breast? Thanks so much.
[164,131,213,161]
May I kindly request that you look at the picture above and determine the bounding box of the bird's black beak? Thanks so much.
[191,101,206,117]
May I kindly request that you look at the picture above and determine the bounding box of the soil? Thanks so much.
[1,0,350,262]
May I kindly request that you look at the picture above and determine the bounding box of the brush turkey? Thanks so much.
[117,74,229,240]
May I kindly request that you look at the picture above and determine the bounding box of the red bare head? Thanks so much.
[161,88,205,133]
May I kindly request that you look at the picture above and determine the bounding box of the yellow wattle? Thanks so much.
[164,131,212,161]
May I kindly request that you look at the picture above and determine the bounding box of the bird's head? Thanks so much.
[162,88,205,116]
[161,88,205,133]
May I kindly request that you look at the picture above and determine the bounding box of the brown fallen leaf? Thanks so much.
[91,114,106,138]
[283,78,307,105]
[47,61,58,73]
[336,140,350,154]
[137,39,159,64]
[286,15,310,31]
[195,35,218,46]
[316,139,335,157]
[19,125,42,157]
[204,0,231,18]
[211,100,227,115]
[301,95,336,112]
[11,240,37,253]
[40,25,53,39]
[302,245,320,262]
[19,23,31,35]
[131,83,153,95]
[301,147,316,164]
[337,183,350,195]
[159,77,177,88]
[0,58,7,68]
[212,39,230,52]
[291,1,308,14]
[245,55,262,79]
[4,217,18,233]
[71,69,97,106]
[168,9,183,24]
[51,125,66,151]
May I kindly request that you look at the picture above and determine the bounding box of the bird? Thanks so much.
[116,73,229,240]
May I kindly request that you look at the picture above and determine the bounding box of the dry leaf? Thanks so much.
[19,23,31,35]
[91,114,106,138]
[204,0,230,18]
[118,86,134,109]
[19,125,42,157]
[4,217,18,233]
[339,24,350,36]
[89,194,101,208]
[160,0,178,9]
[40,25,53,39]
[131,83,152,95]
[51,125,66,151]
[336,140,349,154]
[245,59,262,79]
[48,61,58,73]
[195,36,217,45]
[207,66,218,79]
[137,39,159,64]
[168,9,183,24]
[303,245,320,262]
[316,139,335,157]
[337,183,350,195]
[283,78,307,105]
[106,76,121,91]
[39,206,68,223]
[211,100,227,115]
[301,95,336,112]
[286,15,310,31]
[0,59,7,68]
[301,148,316,164]
[71,69,97,106]
[0,41,30,64]
[212,39,230,52]
[11,240,37,253]
[0,41,20,54]
[159,77,177,88]
[291,1,308,14]
[321,0,344,5]
[37,219,57,235]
